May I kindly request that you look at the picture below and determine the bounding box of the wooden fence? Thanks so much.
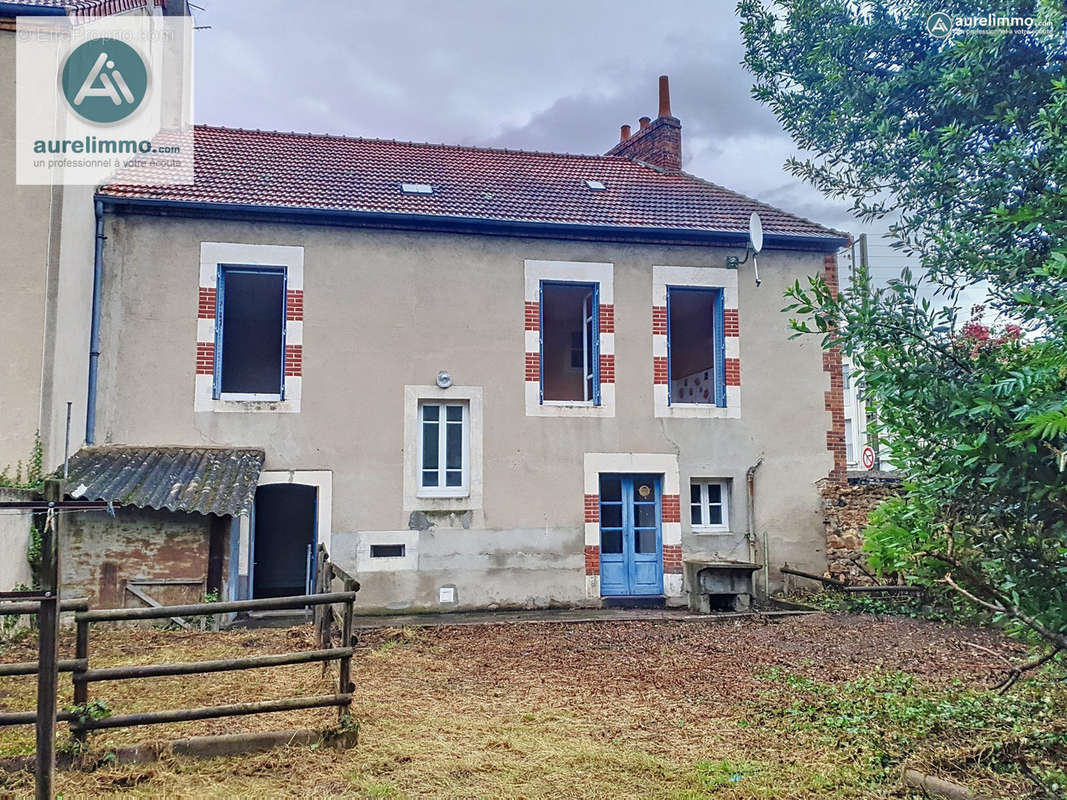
[0,590,358,738]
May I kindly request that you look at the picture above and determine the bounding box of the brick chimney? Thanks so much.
[605,75,681,171]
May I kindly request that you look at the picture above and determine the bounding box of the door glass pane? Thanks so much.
[634,504,657,528]
[601,529,623,553]
[600,503,622,528]
[445,421,462,469]
[422,416,439,473]
[600,476,621,502]
[635,529,656,554]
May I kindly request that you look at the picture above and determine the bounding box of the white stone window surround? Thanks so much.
[196,242,304,414]
[582,452,682,599]
[653,265,740,419]
[525,260,615,418]
[354,531,419,573]
[404,385,484,513]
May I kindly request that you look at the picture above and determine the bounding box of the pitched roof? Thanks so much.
[65,445,265,517]
[98,125,847,245]
[0,0,156,16]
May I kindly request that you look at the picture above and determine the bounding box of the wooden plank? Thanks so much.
[0,659,86,677]
[82,647,354,682]
[77,591,358,623]
[75,694,353,731]
[35,478,63,800]
[125,584,192,630]
[0,598,88,616]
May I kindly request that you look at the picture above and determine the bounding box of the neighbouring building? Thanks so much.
[1,3,850,611]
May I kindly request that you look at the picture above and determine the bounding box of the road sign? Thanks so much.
[861,445,876,470]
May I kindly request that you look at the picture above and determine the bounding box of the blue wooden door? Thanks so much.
[598,474,663,596]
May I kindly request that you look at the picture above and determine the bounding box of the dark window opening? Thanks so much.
[540,282,598,403]
[667,287,724,406]
[217,267,285,396]
[370,544,406,558]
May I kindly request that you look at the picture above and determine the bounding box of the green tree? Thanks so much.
[738,0,1067,682]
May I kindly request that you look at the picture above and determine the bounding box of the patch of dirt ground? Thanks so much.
[0,613,1062,798]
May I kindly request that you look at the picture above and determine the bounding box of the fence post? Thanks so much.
[36,478,64,800]
[72,618,90,743]
[338,597,354,720]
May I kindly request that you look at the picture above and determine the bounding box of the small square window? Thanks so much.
[370,544,406,558]
[690,479,729,530]
[418,400,469,498]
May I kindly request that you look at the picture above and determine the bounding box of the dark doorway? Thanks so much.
[252,483,316,598]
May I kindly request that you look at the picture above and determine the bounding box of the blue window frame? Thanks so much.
[538,280,600,405]
[665,286,726,407]
[213,265,287,400]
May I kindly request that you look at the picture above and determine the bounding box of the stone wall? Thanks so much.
[819,472,901,585]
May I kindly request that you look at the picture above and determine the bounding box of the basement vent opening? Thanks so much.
[400,182,434,194]
[584,180,607,191]
[370,544,406,558]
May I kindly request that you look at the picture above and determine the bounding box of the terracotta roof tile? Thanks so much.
[99,125,847,242]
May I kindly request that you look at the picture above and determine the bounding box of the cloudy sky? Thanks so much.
[190,0,911,279]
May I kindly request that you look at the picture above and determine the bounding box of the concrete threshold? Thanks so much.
[353,606,817,630]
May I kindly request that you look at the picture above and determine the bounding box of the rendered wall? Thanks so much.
[93,214,839,611]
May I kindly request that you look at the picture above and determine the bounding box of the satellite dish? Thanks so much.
[749,212,764,287]
[749,212,764,254]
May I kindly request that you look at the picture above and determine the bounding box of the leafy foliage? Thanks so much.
[0,431,45,490]
[739,0,1067,673]
[757,668,1067,794]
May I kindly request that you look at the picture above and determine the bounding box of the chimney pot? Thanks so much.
[620,124,631,141]
[658,75,671,118]
[639,116,651,130]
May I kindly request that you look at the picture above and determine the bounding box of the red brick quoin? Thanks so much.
[197,287,217,319]
[584,494,599,523]
[524,352,540,382]
[284,344,302,377]
[195,342,214,375]
[661,494,681,523]
[524,301,539,331]
[663,544,683,574]
[823,253,847,484]
[584,545,600,576]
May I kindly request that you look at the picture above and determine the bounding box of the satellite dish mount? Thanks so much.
[726,212,764,287]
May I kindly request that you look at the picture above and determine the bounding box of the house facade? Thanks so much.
[1,5,849,612]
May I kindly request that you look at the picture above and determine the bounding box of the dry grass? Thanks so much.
[0,613,1062,798]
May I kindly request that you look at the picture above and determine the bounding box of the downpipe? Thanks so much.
[85,199,104,444]
[745,456,766,598]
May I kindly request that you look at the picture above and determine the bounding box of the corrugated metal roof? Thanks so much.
[64,446,265,517]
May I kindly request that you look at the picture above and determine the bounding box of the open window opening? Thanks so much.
[216,266,286,399]
[540,281,599,404]
[667,286,725,407]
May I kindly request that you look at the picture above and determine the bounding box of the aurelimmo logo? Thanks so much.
[61,37,149,125]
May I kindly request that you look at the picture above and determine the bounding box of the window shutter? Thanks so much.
[591,284,601,406]
[212,265,224,400]
[714,289,726,407]
[538,281,544,404]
